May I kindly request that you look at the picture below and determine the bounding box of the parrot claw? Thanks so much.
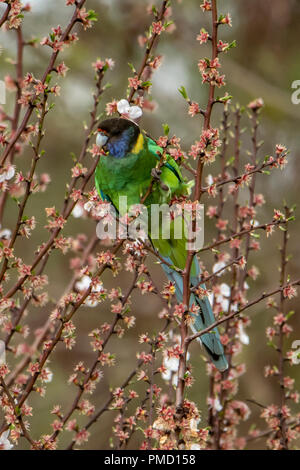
[151,168,162,180]
[151,168,169,191]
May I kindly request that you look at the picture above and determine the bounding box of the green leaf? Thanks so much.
[226,155,235,166]
[222,40,237,52]
[178,85,188,100]
[218,94,233,103]
[103,82,112,90]
[163,20,174,29]
[128,63,136,73]
[86,10,98,22]
[141,80,152,88]
[286,310,295,320]
[162,123,170,136]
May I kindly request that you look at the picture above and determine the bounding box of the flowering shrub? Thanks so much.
[0,0,299,450]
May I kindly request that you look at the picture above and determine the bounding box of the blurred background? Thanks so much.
[0,0,299,449]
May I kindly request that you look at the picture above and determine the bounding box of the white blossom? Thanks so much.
[213,261,226,275]
[0,340,5,365]
[75,275,91,292]
[238,323,250,345]
[43,368,53,383]
[213,396,223,412]
[72,203,84,218]
[206,174,214,186]
[0,431,13,450]
[0,166,15,183]
[83,201,93,212]
[220,283,230,297]
[218,297,229,312]
[172,374,178,387]
[190,418,201,431]
[5,166,15,180]
[164,356,179,373]
[117,99,142,120]
[0,228,11,239]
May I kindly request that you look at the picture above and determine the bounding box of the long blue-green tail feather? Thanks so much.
[161,254,228,372]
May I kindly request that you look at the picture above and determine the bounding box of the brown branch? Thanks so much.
[0,377,38,449]
[194,0,218,202]
[0,27,24,223]
[277,207,290,449]
[127,0,168,104]
[44,269,139,448]
[0,97,48,282]
[201,152,287,195]
[198,219,286,254]
[187,278,300,344]
[65,318,171,450]
[0,0,87,168]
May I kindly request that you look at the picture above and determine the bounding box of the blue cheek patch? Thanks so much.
[107,128,133,159]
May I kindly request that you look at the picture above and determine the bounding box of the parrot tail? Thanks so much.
[161,255,228,372]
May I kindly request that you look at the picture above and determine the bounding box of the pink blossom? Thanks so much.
[273,313,286,326]
[128,76,142,90]
[152,21,164,35]
[200,1,212,11]
[248,98,264,110]
[105,100,118,116]
[283,285,297,299]
[206,205,217,218]
[34,81,47,95]
[56,62,69,77]
[197,29,209,44]
[188,102,200,117]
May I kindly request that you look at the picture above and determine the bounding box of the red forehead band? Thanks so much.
[97,128,108,135]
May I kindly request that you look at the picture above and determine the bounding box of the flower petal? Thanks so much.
[117,99,130,114]
[128,106,143,120]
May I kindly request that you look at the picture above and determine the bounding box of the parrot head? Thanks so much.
[96,118,140,159]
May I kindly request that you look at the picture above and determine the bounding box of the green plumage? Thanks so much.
[95,118,228,371]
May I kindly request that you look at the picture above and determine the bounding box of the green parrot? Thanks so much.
[95,117,228,371]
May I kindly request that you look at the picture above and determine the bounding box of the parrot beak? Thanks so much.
[96,131,109,148]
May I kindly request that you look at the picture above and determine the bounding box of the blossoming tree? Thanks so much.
[0,0,299,450]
